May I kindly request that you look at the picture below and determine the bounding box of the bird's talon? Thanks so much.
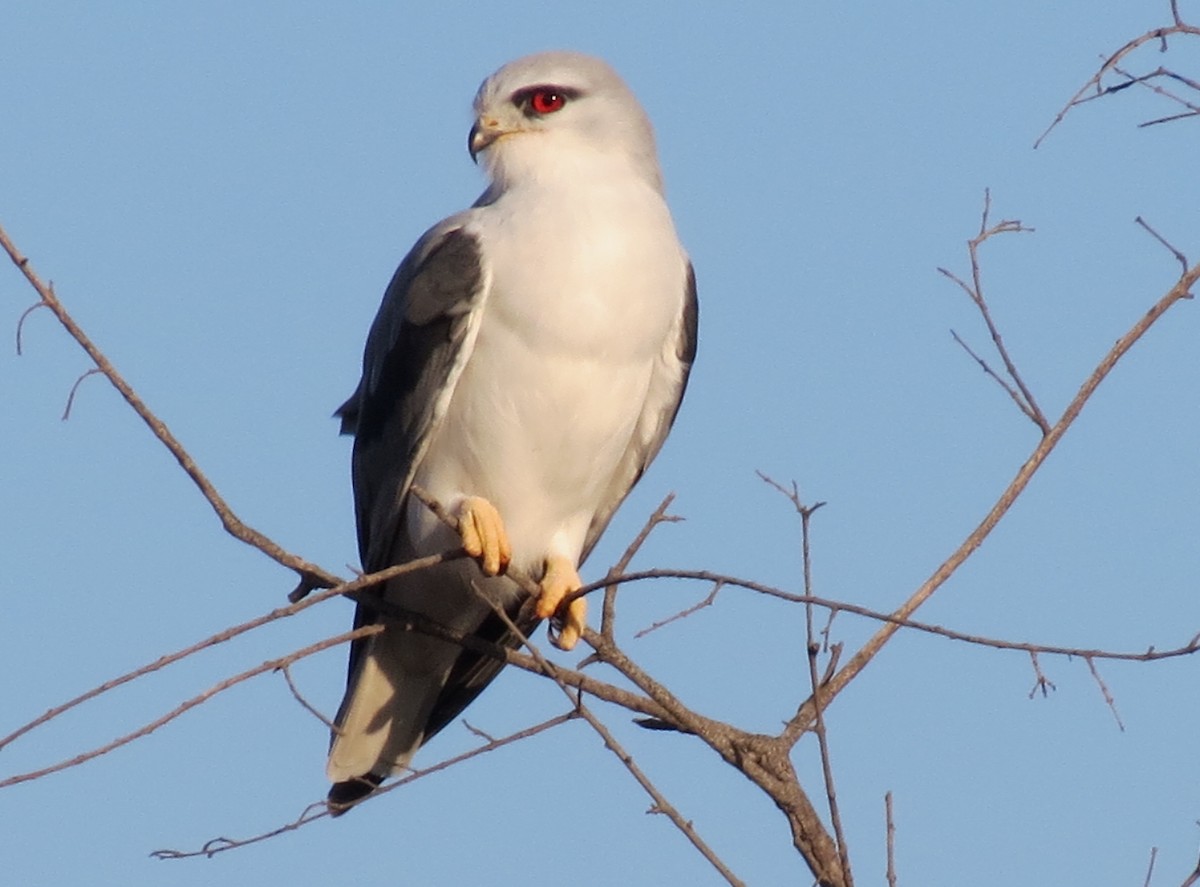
[553,596,587,650]
[540,555,586,650]
[456,496,511,576]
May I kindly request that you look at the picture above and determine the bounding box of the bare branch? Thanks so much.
[784,249,1200,743]
[1036,12,1200,146]
[0,626,380,790]
[0,550,462,753]
[153,712,577,859]
[574,697,746,887]
[0,222,340,592]
[472,582,747,887]
[585,568,1200,667]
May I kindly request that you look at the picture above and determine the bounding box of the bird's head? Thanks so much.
[468,51,662,193]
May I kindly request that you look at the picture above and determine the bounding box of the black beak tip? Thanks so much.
[468,123,481,164]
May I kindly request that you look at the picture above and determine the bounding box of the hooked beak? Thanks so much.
[468,117,508,163]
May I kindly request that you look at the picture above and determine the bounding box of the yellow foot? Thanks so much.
[538,555,587,651]
[456,496,511,576]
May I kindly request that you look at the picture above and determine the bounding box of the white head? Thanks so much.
[468,51,663,194]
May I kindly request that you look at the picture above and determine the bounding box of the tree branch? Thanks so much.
[1036,7,1200,146]
[0,222,340,594]
[785,246,1200,743]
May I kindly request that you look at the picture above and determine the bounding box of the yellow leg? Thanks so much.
[539,555,587,651]
[455,496,511,576]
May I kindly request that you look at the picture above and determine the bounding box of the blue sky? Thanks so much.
[3,3,1200,885]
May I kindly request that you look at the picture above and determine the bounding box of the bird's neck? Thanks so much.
[482,136,663,197]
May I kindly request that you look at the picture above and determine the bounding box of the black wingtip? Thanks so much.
[327,772,385,816]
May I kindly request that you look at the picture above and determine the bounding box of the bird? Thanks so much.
[326,50,697,812]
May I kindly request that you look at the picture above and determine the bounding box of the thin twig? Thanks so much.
[948,327,1040,425]
[575,568,1200,666]
[601,493,682,639]
[755,472,851,882]
[61,367,101,420]
[1136,216,1192,276]
[1085,656,1125,732]
[939,191,1047,434]
[280,665,337,731]
[1028,651,1057,699]
[15,300,47,355]
[0,626,380,789]
[885,792,898,887]
[798,496,852,886]
[1111,63,1200,121]
[153,712,576,859]
[0,541,669,762]
[1139,109,1200,127]
[0,550,461,753]
[461,720,496,743]
[634,580,724,639]
[1143,846,1158,887]
[969,192,1045,432]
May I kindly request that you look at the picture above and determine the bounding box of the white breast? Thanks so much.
[412,174,686,570]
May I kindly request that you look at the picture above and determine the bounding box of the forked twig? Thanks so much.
[939,190,1046,434]
[1027,650,1057,699]
[600,493,682,639]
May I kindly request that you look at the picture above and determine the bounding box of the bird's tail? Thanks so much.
[325,626,452,813]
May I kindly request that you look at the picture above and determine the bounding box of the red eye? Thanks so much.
[529,89,566,114]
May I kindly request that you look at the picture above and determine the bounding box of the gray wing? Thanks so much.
[332,218,529,790]
[580,261,698,562]
[337,217,486,572]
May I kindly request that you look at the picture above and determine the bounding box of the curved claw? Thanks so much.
[540,555,587,650]
[456,496,511,576]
